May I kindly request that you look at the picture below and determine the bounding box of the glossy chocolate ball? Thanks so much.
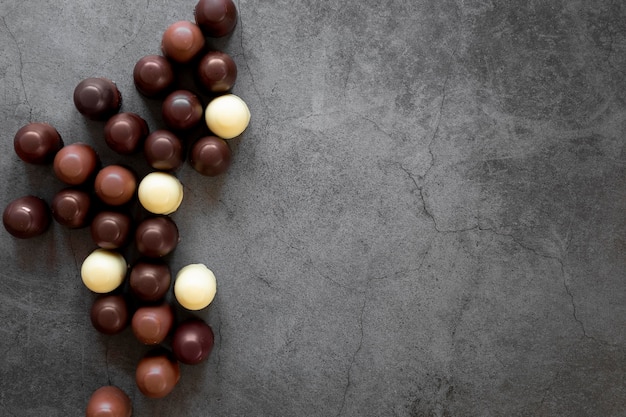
[162,90,203,131]
[53,143,99,185]
[129,261,171,302]
[104,112,149,154]
[3,196,51,239]
[197,51,237,93]
[13,122,63,164]
[90,294,129,335]
[73,77,121,120]
[90,211,132,249]
[143,130,183,171]
[132,303,174,345]
[133,55,175,97]
[51,188,91,228]
[135,217,179,258]
[161,21,205,63]
[94,165,136,206]
[190,136,231,176]
[85,385,132,417]
[172,319,214,365]
[195,0,238,38]
[135,352,180,398]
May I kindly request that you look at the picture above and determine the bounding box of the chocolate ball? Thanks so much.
[190,136,231,176]
[129,261,171,302]
[53,143,99,185]
[51,188,91,228]
[136,352,180,398]
[161,21,205,63]
[94,165,136,206]
[13,122,63,164]
[90,211,132,249]
[131,303,174,345]
[195,0,238,38]
[133,55,175,98]
[90,294,129,335]
[197,51,237,93]
[143,130,183,171]
[162,90,203,131]
[73,77,121,120]
[135,217,179,258]
[85,385,132,417]
[3,196,51,239]
[104,112,149,154]
[172,319,215,365]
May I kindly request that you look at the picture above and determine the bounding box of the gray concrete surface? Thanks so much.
[1,0,625,416]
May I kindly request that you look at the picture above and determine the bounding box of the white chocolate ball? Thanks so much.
[81,249,127,293]
[204,94,250,139]
[174,264,217,310]
[138,172,184,215]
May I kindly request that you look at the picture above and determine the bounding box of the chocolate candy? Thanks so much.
[73,77,122,120]
[205,94,250,139]
[104,112,149,154]
[172,319,214,365]
[90,211,132,249]
[135,217,179,258]
[53,143,99,185]
[81,249,127,293]
[13,122,63,164]
[190,136,231,176]
[195,0,237,38]
[161,21,205,63]
[143,130,183,171]
[3,195,51,239]
[90,294,129,335]
[174,264,216,310]
[129,261,171,302]
[132,303,174,345]
[51,188,91,228]
[94,165,137,206]
[137,172,184,215]
[133,55,175,98]
[162,90,203,131]
[85,385,132,417]
[197,51,237,93]
[135,352,180,398]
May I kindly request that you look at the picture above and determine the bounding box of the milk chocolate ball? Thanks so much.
[161,21,205,63]
[131,303,174,345]
[133,55,175,98]
[85,385,132,417]
[94,165,137,206]
[53,143,99,185]
[195,0,238,38]
[13,122,63,164]
[104,112,149,154]
[73,77,121,120]
[3,196,51,239]
[136,352,180,398]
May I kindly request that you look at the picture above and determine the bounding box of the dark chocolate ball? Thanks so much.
[172,319,215,365]
[195,0,238,38]
[161,21,205,63]
[90,211,132,249]
[90,295,129,335]
[131,303,174,345]
[73,77,121,120]
[86,385,132,417]
[51,188,91,228]
[104,112,149,154]
[143,130,183,171]
[197,51,237,93]
[13,122,63,164]
[53,143,99,185]
[135,352,180,399]
[190,136,231,176]
[3,196,51,239]
[133,55,175,98]
[129,261,172,302]
[162,90,203,131]
[94,165,137,206]
[135,217,179,258]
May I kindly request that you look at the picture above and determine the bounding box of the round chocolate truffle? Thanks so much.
[136,352,180,398]
[73,77,121,120]
[94,165,137,206]
[51,188,91,228]
[133,55,175,97]
[162,90,203,131]
[53,143,99,185]
[195,0,238,38]
[204,94,250,139]
[137,172,184,215]
[197,51,237,93]
[90,211,132,249]
[172,319,215,365]
[132,303,174,345]
[104,112,149,154]
[135,217,179,258]
[13,122,63,164]
[129,261,171,302]
[161,21,205,63]
[174,264,217,310]
[190,136,231,176]
[90,294,129,335]
[143,130,183,171]
[3,196,51,239]
[81,249,127,293]
[85,385,132,417]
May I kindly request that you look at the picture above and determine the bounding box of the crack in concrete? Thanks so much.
[2,16,32,121]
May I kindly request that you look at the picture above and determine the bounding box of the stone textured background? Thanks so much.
[1,0,625,416]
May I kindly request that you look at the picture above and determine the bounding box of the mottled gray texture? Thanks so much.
[1,0,625,416]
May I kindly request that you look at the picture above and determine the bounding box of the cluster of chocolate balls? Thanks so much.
[3,0,249,416]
